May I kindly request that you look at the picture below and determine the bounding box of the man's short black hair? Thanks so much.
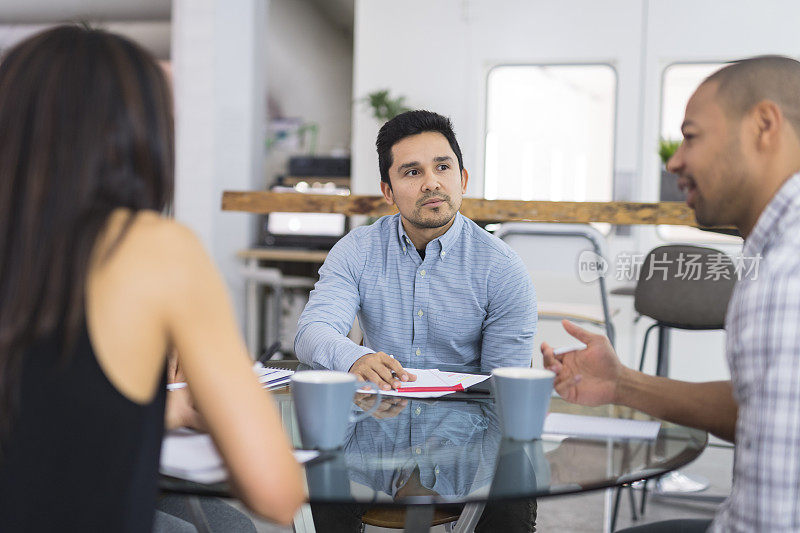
[376,110,464,188]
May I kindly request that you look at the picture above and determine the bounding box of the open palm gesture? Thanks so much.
[541,320,626,407]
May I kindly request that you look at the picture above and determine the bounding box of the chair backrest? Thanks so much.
[634,245,736,329]
[494,222,614,342]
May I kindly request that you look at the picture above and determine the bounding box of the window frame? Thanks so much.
[482,62,620,206]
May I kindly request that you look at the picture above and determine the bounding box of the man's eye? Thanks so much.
[406,169,419,176]
[437,164,449,171]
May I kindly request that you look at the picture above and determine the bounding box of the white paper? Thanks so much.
[543,413,661,440]
[435,370,491,389]
[160,429,320,484]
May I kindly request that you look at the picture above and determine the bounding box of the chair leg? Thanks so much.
[184,496,212,533]
[627,484,639,522]
[610,486,623,532]
[637,323,659,372]
[656,325,671,377]
[640,479,649,516]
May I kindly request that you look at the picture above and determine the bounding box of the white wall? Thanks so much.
[172,0,268,320]
[352,0,644,197]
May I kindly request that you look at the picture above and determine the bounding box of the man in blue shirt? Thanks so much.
[295,110,537,390]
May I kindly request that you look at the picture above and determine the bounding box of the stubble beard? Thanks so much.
[694,135,748,227]
[408,194,461,229]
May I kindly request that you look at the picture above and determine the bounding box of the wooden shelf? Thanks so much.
[222,191,731,228]
[238,247,329,263]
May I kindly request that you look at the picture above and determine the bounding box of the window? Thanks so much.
[484,65,616,204]
[658,62,741,244]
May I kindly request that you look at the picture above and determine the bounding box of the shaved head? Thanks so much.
[704,55,800,137]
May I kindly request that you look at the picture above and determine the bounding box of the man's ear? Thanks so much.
[752,100,782,151]
[380,180,395,205]
[460,168,469,194]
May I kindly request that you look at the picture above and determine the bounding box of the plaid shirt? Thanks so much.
[711,172,800,532]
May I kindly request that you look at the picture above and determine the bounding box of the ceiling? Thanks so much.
[0,0,171,23]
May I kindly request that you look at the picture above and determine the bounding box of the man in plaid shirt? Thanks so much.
[543,55,800,532]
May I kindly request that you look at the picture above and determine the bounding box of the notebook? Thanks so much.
[254,366,294,390]
[160,429,319,484]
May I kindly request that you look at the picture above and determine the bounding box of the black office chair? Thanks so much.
[631,245,735,521]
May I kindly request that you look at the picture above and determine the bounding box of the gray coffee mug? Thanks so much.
[291,370,382,450]
[491,367,555,440]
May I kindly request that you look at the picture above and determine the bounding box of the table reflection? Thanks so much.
[342,398,501,501]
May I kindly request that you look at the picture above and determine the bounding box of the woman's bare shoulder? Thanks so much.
[93,210,212,293]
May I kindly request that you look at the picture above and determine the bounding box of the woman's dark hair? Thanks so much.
[376,110,464,189]
[0,25,174,443]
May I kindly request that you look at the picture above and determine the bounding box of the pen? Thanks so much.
[396,384,465,393]
[552,343,588,356]
[257,341,282,365]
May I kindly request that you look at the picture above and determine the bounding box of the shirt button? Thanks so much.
[440,251,446,258]
[435,467,440,474]
[415,406,422,415]
[420,270,426,277]
[416,348,421,356]
[417,309,423,317]
[403,246,407,252]
[415,446,422,455]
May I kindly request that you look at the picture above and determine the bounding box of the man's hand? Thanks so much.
[541,320,626,406]
[354,394,408,419]
[349,352,417,390]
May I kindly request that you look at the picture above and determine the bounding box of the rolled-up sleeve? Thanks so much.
[480,253,537,372]
[294,231,373,371]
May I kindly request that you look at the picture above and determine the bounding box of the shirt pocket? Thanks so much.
[433,305,486,341]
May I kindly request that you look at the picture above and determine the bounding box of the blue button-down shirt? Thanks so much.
[295,212,536,372]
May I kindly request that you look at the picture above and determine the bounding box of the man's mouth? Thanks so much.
[677,176,698,207]
[421,197,447,208]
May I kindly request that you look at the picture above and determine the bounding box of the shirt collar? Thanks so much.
[396,212,465,260]
[743,172,800,258]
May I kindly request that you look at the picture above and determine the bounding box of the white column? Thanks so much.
[171,0,268,323]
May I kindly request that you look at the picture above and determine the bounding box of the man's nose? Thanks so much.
[666,144,683,174]
[420,170,441,191]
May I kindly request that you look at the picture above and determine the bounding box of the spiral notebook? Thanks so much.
[254,365,294,390]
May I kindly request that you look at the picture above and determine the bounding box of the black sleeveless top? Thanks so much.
[0,321,166,532]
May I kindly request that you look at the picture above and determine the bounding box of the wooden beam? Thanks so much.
[222,191,719,227]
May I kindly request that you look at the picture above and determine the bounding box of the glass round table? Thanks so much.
[160,377,707,533]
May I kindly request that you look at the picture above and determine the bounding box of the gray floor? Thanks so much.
[242,442,733,533]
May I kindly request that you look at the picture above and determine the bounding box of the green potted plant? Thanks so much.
[658,138,683,201]
[362,89,411,122]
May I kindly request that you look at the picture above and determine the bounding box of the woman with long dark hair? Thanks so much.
[0,25,304,531]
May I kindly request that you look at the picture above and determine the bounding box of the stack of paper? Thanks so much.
[160,429,319,484]
[253,365,294,390]
[359,368,490,398]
